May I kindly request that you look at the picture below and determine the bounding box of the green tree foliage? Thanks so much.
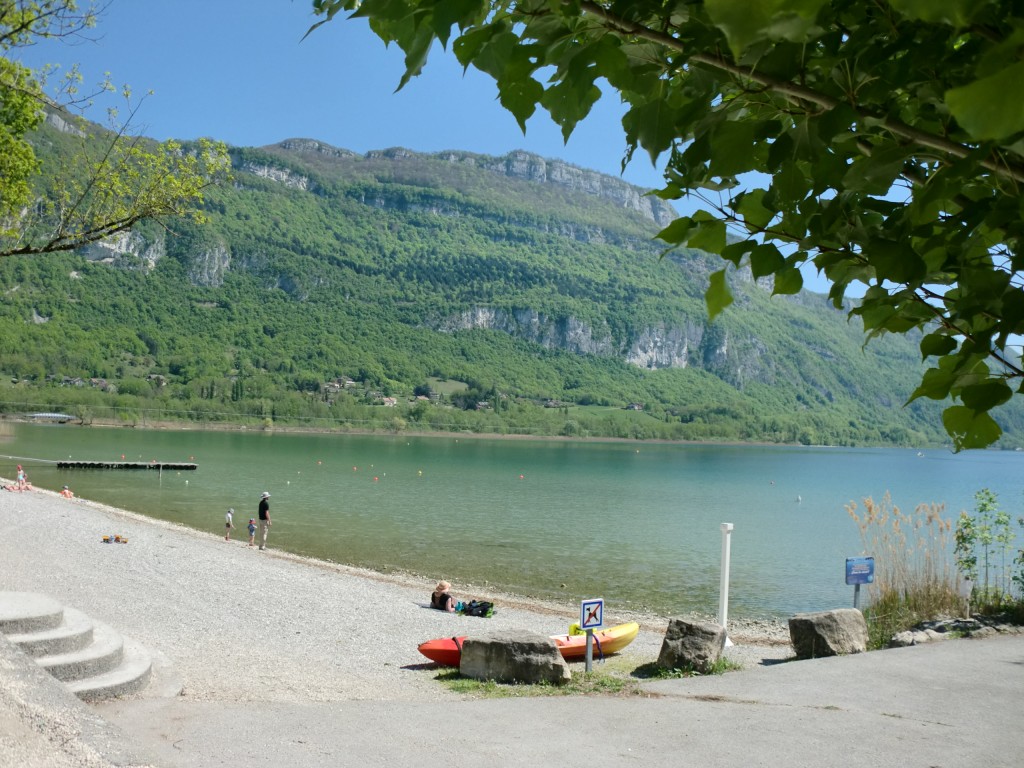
[310,0,1024,449]
[0,1,231,257]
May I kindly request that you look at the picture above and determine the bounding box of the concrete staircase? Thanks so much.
[0,591,155,702]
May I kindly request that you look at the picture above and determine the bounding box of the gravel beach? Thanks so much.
[0,481,791,702]
[0,480,799,766]
[10,483,1024,768]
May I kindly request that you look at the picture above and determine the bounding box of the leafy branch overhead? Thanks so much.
[311,0,1024,449]
[0,1,231,258]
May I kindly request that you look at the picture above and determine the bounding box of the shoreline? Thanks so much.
[1,482,793,709]
[3,479,792,647]
[3,412,938,451]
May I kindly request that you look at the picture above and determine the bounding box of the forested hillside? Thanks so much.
[1,119,1019,447]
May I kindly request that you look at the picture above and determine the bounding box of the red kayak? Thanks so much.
[417,622,640,666]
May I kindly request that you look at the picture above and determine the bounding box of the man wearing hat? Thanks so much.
[257,492,272,550]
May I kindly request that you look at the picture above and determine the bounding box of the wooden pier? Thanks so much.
[56,461,197,471]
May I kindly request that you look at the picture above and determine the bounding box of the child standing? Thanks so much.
[225,507,235,541]
[247,518,256,547]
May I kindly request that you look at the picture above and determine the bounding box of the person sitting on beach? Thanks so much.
[430,580,456,612]
[59,485,74,499]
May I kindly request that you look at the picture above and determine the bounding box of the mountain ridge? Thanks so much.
[3,119,1021,447]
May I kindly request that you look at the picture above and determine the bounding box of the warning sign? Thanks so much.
[580,598,604,630]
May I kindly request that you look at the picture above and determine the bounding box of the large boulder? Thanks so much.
[460,632,571,685]
[657,619,727,673]
[789,609,868,659]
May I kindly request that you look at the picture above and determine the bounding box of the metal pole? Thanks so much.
[585,628,594,672]
[719,523,734,637]
[853,583,861,609]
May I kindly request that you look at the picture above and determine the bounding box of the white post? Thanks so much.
[719,523,734,644]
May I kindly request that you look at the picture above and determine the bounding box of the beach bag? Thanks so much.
[461,600,494,618]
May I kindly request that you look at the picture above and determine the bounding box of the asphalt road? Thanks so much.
[93,633,1024,768]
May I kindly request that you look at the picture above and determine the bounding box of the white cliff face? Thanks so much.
[277,139,357,160]
[44,111,86,137]
[434,306,776,384]
[77,230,232,287]
[435,307,617,356]
[79,231,165,271]
[188,244,231,287]
[241,162,310,190]
[627,324,700,369]
[483,150,677,228]
[435,307,706,368]
[267,141,676,226]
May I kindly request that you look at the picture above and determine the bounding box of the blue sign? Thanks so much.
[580,598,604,630]
[846,556,875,585]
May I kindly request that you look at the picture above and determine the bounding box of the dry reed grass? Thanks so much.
[847,493,965,647]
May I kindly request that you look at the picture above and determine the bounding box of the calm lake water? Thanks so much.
[3,423,1021,619]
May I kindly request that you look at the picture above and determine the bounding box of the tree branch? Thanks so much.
[575,1,1024,186]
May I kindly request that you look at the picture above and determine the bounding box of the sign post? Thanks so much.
[580,598,604,673]
[845,556,874,608]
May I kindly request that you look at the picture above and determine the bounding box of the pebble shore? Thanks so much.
[0,483,792,706]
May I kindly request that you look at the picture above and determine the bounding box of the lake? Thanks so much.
[2,422,1021,619]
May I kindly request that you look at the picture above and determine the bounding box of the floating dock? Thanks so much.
[56,461,197,471]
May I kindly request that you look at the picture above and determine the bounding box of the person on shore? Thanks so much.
[225,508,235,541]
[247,518,256,547]
[16,465,29,491]
[257,492,271,550]
[430,580,456,612]
[60,485,74,499]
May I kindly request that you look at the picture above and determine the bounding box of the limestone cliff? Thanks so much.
[275,142,676,227]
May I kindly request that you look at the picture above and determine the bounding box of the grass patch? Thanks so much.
[435,668,645,698]
[631,657,742,680]
[435,656,741,698]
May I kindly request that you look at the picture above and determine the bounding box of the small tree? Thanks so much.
[0,1,230,258]
[955,488,1024,609]
[1015,517,1024,599]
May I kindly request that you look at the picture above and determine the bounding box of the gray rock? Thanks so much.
[789,609,868,659]
[890,630,916,647]
[657,619,726,673]
[460,632,571,685]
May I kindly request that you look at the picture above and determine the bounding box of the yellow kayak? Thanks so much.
[550,621,640,660]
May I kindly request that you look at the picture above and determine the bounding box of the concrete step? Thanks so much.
[37,619,124,682]
[6,606,94,657]
[67,635,153,702]
[0,591,161,702]
[0,591,65,634]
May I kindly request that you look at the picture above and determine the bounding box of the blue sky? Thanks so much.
[16,0,835,293]
[17,0,669,190]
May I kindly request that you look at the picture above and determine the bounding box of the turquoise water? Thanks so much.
[3,423,1021,618]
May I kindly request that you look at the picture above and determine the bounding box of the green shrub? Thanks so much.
[954,489,1024,614]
